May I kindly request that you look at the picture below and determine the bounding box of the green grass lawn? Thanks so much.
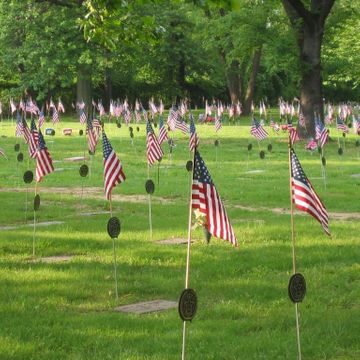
[0,116,359,359]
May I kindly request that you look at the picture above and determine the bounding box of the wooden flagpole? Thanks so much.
[147,164,153,240]
[181,150,196,360]
[33,182,38,257]
[288,137,302,360]
[109,194,119,301]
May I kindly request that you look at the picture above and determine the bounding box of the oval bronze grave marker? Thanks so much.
[79,164,89,177]
[186,160,193,172]
[145,179,155,195]
[136,126,140,132]
[107,217,121,238]
[23,170,34,184]
[178,288,197,321]
[321,156,326,166]
[17,152,24,162]
[247,143,252,151]
[214,139,219,147]
[259,150,265,159]
[79,129,84,136]
[267,144,273,152]
[117,122,121,128]
[338,147,343,156]
[288,273,306,303]
[14,144,20,152]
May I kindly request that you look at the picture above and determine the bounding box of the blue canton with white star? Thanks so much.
[193,151,213,185]
[102,131,113,160]
[291,149,308,184]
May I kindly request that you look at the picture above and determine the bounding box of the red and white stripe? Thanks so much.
[104,150,126,200]
[192,180,237,246]
[36,148,54,182]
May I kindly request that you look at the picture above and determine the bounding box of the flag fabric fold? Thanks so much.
[146,120,163,166]
[36,130,54,182]
[290,148,330,236]
[102,130,126,200]
[192,150,237,246]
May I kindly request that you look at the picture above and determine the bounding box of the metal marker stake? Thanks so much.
[288,138,302,360]
[181,150,196,360]
[109,196,118,301]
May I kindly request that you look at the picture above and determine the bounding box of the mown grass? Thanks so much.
[0,116,359,359]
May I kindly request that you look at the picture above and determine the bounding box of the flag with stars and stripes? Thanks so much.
[0,148,6,159]
[175,116,189,134]
[38,110,45,128]
[336,116,349,133]
[15,111,23,137]
[35,130,54,182]
[167,106,179,131]
[270,119,280,132]
[250,118,268,140]
[52,108,59,124]
[86,116,98,153]
[315,118,329,149]
[29,119,39,159]
[352,115,360,134]
[79,109,87,125]
[189,114,199,152]
[215,115,222,132]
[102,130,126,200]
[290,148,330,236]
[146,120,163,166]
[58,99,65,113]
[158,117,168,145]
[10,99,17,114]
[192,150,237,246]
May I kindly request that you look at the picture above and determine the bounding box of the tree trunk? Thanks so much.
[299,21,323,137]
[76,64,92,116]
[225,60,242,104]
[104,50,112,110]
[243,47,262,116]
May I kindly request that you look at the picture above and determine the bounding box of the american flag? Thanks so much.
[10,99,17,114]
[15,111,23,137]
[77,100,85,110]
[124,110,132,125]
[19,99,25,112]
[35,130,54,182]
[336,116,349,133]
[353,115,360,134]
[98,101,106,117]
[93,118,102,139]
[30,119,39,157]
[189,114,199,152]
[167,107,179,131]
[158,117,168,145]
[49,99,56,109]
[315,118,329,149]
[270,119,280,132]
[298,112,306,127]
[38,110,45,128]
[149,99,158,115]
[79,109,87,125]
[52,108,59,124]
[22,119,32,144]
[58,99,65,113]
[86,116,98,153]
[215,116,222,132]
[192,150,237,246]
[146,120,163,166]
[102,130,126,200]
[175,116,189,134]
[250,119,268,140]
[289,127,299,145]
[290,149,330,236]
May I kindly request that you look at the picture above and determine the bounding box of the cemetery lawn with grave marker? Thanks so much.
[0,118,359,359]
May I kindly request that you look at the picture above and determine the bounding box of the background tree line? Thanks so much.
[0,0,359,118]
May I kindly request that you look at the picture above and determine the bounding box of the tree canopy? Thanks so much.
[0,0,359,111]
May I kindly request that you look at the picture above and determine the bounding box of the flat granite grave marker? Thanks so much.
[115,300,177,314]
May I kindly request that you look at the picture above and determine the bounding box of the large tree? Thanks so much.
[282,0,335,136]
